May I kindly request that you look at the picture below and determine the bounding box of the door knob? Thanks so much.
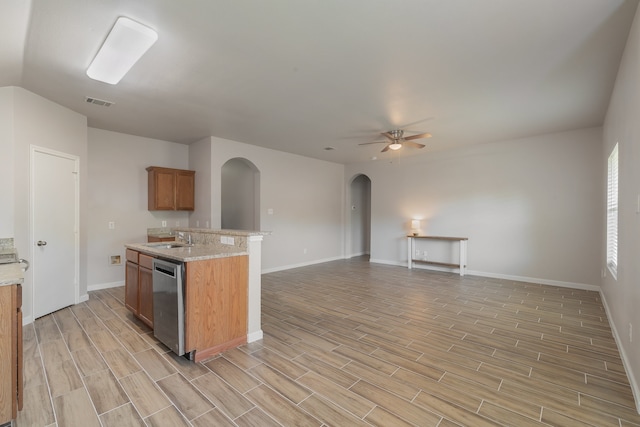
[37,240,47,246]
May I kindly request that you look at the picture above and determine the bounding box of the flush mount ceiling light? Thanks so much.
[388,142,403,150]
[86,17,158,85]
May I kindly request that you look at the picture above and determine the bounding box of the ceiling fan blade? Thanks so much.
[381,132,395,141]
[403,132,432,141]
[358,141,386,146]
[404,140,426,149]
[381,144,391,152]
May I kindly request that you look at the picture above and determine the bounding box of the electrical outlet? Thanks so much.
[108,221,115,230]
[415,249,421,257]
[161,220,167,227]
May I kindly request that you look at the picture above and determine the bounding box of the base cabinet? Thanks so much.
[124,249,154,328]
[0,284,23,424]
[184,255,248,362]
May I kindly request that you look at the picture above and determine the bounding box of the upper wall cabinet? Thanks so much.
[146,166,195,211]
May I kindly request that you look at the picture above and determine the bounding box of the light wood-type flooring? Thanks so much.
[15,257,640,426]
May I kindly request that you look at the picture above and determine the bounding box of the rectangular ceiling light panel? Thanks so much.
[86,17,158,85]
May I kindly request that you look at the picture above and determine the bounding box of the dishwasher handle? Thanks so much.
[154,264,177,278]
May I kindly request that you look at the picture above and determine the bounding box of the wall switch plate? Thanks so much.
[161,220,167,227]
[267,208,274,215]
[108,221,115,229]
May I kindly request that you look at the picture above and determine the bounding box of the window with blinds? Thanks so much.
[607,143,618,278]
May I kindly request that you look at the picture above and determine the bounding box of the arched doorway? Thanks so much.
[350,174,371,258]
[221,158,260,230]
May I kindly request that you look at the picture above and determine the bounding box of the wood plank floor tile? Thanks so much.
[15,259,640,427]
[204,357,261,393]
[297,370,376,418]
[156,373,213,420]
[299,393,371,427]
[191,408,237,427]
[350,380,442,426]
[192,372,255,419]
[99,403,145,427]
[133,348,176,380]
[53,387,101,427]
[248,363,312,404]
[143,405,190,427]
[245,384,321,427]
[102,347,143,378]
[119,370,171,418]
[364,406,416,427]
[233,407,283,427]
[84,369,130,414]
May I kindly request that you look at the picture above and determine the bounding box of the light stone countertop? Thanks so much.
[125,242,247,263]
[0,263,24,286]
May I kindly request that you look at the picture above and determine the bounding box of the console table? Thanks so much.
[407,235,468,276]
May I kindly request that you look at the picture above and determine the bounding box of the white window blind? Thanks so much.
[607,143,618,278]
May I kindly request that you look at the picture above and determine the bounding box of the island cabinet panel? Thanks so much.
[0,284,23,424]
[184,255,248,361]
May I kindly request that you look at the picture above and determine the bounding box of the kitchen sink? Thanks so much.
[143,243,191,249]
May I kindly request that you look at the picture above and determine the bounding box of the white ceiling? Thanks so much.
[1,0,637,164]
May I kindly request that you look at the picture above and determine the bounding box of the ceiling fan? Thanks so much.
[359,129,432,152]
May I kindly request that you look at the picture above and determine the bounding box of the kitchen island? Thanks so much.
[125,228,267,362]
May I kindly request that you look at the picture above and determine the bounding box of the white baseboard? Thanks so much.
[262,256,343,274]
[88,281,125,292]
[79,294,89,303]
[247,330,263,343]
[367,259,600,291]
[600,292,640,413]
[465,269,600,291]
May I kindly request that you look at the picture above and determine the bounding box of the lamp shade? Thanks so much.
[411,219,420,230]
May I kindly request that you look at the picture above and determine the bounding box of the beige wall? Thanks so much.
[1,86,88,323]
[189,137,346,272]
[86,128,189,288]
[602,4,640,408]
[346,126,603,289]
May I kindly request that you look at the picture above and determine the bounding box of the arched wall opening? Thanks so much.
[221,158,260,230]
[349,174,371,258]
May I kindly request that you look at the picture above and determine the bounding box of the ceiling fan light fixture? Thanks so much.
[389,142,402,150]
[86,17,158,85]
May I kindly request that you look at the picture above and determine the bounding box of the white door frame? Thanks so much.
[30,145,80,316]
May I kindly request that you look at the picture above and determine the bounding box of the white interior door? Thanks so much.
[32,147,78,318]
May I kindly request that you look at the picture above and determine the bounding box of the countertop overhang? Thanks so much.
[125,242,247,263]
[0,263,24,286]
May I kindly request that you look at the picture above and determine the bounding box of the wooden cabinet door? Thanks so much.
[125,261,139,314]
[152,169,176,210]
[175,170,195,211]
[138,266,154,328]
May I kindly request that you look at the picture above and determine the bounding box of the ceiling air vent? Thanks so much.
[85,96,114,107]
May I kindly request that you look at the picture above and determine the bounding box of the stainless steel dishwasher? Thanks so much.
[152,258,185,356]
